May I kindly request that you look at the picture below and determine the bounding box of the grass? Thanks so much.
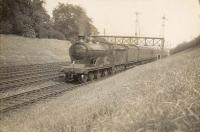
[170,35,200,54]
[0,47,200,132]
[0,34,71,66]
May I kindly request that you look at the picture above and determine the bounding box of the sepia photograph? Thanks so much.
[0,0,200,131]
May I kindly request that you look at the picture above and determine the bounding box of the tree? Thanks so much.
[0,0,36,37]
[53,3,98,42]
[0,1,98,41]
[0,0,12,33]
[0,0,65,39]
[31,0,65,39]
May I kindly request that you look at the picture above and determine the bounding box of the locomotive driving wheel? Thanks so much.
[78,74,88,83]
[95,71,101,79]
[102,69,108,77]
[104,70,108,76]
[88,72,94,81]
[112,67,116,74]
[65,73,73,82]
[108,68,113,75]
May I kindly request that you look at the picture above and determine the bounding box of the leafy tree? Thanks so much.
[0,0,13,33]
[0,1,98,41]
[53,3,79,42]
[0,0,65,39]
[53,3,98,42]
[89,24,99,35]
[0,0,36,37]
[170,36,200,54]
[31,0,65,39]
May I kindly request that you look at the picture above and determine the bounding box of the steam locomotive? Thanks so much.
[62,38,162,83]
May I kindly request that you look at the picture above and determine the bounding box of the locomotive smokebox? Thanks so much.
[69,41,110,62]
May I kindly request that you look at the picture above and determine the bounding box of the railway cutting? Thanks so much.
[0,35,167,115]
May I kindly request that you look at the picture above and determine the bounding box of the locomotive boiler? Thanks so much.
[62,39,161,83]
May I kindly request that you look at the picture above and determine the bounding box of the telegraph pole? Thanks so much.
[161,16,167,57]
[161,16,167,38]
[135,12,140,45]
[135,12,140,37]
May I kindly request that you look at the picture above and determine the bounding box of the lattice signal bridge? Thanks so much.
[80,35,165,48]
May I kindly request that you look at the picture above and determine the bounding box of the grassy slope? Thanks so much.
[1,47,200,132]
[0,35,71,66]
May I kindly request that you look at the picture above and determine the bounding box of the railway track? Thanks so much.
[0,62,67,73]
[0,68,61,82]
[0,83,78,114]
[0,60,153,115]
[0,66,60,80]
[0,72,63,92]
[0,62,68,92]
[0,66,134,114]
[0,62,71,115]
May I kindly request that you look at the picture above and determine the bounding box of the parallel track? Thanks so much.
[0,62,71,114]
[0,83,78,114]
[0,62,67,73]
[0,67,60,80]
[0,72,63,92]
[0,68,133,114]
[0,60,154,115]
[0,62,68,92]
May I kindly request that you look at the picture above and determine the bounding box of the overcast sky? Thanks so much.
[45,0,200,48]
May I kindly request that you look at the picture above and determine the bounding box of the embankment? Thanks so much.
[0,35,71,66]
[1,46,200,131]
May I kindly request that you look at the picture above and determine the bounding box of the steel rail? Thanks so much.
[0,65,138,114]
[0,69,61,81]
[0,59,155,115]
[0,62,68,74]
[0,83,77,114]
[0,63,67,75]
[0,73,64,92]
[0,69,61,84]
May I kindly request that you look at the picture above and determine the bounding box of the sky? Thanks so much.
[45,0,200,48]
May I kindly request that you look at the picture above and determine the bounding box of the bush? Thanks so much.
[0,21,13,34]
[22,24,36,38]
[0,0,98,41]
[170,35,200,54]
[49,29,66,40]
[35,24,66,40]
[35,24,49,38]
